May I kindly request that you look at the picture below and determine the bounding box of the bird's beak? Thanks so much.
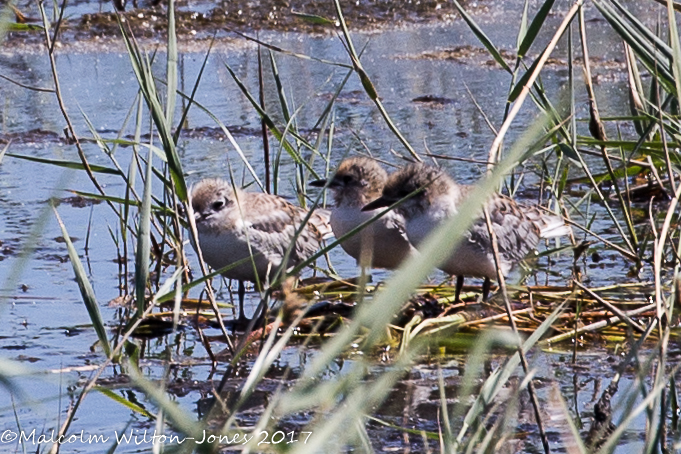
[309,179,327,188]
[361,196,392,212]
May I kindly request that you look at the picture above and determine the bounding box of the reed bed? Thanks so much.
[3,0,681,452]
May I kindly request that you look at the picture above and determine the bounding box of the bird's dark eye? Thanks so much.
[342,175,353,184]
[211,199,225,211]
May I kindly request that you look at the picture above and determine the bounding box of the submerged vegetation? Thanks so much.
[4,0,681,452]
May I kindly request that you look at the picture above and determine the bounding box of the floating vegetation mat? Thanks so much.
[131,279,661,359]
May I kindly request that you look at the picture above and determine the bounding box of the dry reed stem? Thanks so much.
[544,303,655,344]
[653,183,681,316]
[573,281,646,334]
[483,206,551,454]
[486,0,584,170]
[185,201,235,358]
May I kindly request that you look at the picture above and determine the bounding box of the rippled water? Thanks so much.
[0,1,664,452]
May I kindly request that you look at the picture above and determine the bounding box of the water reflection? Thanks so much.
[0,3,661,452]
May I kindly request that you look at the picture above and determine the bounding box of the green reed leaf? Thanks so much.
[518,0,556,58]
[95,386,155,419]
[118,17,188,202]
[291,10,336,26]
[6,153,122,175]
[134,149,153,317]
[453,0,511,72]
[53,207,111,357]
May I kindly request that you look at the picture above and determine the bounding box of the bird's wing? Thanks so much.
[467,194,541,266]
[239,193,324,269]
[383,211,412,244]
[309,207,334,240]
[523,207,571,238]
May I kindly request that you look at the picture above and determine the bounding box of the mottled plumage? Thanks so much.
[363,163,569,298]
[311,157,417,269]
[190,178,330,320]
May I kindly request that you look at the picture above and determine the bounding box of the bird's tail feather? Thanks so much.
[537,215,571,238]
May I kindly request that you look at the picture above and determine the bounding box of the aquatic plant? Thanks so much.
[4,0,681,452]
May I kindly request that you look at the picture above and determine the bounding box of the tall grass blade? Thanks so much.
[268,51,291,123]
[222,61,320,177]
[228,29,352,69]
[127,366,208,453]
[554,388,588,453]
[452,0,511,72]
[165,0,177,128]
[592,0,675,92]
[624,43,648,136]
[518,0,556,58]
[218,311,304,430]
[134,149,154,317]
[666,0,681,102]
[173,37,214,144]
[5,153,123,175]
[333,0,422,161]
[290,10,336,26]
[508,50,545,102]
[258,43,271,193]
[0,358,30,397]
[0,141,9,164]
[118,18,188,201]
[288,350,419,453]
[446,330,515,449]
[456,298,568,446]
[516,0,530,51]
[53,207,111,357]
[580,8,639,251]
[610,0,673,60]
[597,366,681,453]
[95,386,155,418]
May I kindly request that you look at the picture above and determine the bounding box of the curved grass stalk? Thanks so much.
[492,1,583,168]
[227,28,353,70]
[222,61,320,178]
[333,0,421,162]
[596,364,681,454]
[452,0,512,73]
[53,206,111,358]
[44,267,184,453]
[118,15,187,202]
[581,9,638,247]
[484,204,551,454]
[37,2,125,221]
[454,297,569,448]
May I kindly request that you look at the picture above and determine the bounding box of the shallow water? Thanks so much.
[0,0,670,452]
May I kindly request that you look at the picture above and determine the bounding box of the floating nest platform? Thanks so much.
[135,279,662,356]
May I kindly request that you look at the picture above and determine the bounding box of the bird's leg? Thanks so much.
[238,280,247,322]
[455,275,464,302]
[482,278,491,302]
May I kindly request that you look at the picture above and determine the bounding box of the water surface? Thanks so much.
[0,1,665,452]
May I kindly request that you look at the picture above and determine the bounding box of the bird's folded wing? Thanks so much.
[468,195,542,264]
[240,193,324,266]
[384,212,412,243]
